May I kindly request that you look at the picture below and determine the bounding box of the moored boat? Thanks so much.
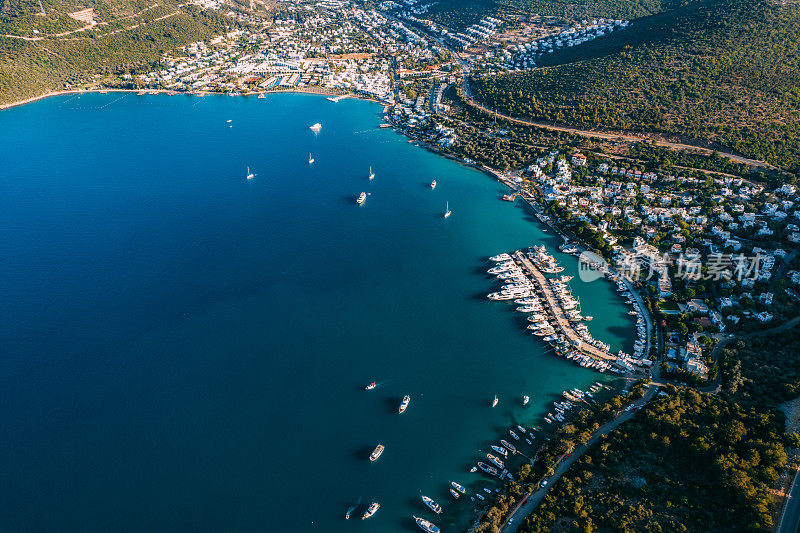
[491,444,508,457]
[500,439,517,454]
[357,192,367,205]
[399,395,411,414]
[415,516,441,533]
[487,453,505,469]
[451,480,466,493]
[370,444,384,462]
[450,488,460,499]
[421,495,443,514]
[362,502,379,520]
[477,462,498,476]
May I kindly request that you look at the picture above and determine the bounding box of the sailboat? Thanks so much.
[308,153,315,164]
[443,201,452,218]
[492,395,498,407]
[368,166,375,180]
[246,167,255,180]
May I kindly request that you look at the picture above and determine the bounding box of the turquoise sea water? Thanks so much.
[0,92,635,532]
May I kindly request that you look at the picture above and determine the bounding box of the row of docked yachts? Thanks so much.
[613,280,649,359]
[529,245,564,274]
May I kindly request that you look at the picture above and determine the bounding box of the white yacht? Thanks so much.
[431,179,437,189]
[368,166,375,180]
[245,167,255,180]
[443,201,451,218]
[357,192,367,205]
[309,123,322,132]
[308,153,315,164]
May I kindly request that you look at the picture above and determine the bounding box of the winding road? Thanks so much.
[451,59,776,171]
[501,384,658,532]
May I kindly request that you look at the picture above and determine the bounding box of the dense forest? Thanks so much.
[519,388,788,532]
[470,0,800,174]
[0,0,233,104]
[722,328,800,411]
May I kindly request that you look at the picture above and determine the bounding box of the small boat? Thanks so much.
[510,430,520,441]
[491,445,508,457]
[469,466,478,473]
[308,153,315,164]
[370,444,384,462]
[476,493,485,501]
[451,481,466,493]
[365,381,376,390]
[500,439,517,454]
[584,315,593,321]
[431,179,437,189]
[257,93,266,99]
[345,503,357,520]
[362,502,379,520]
[523,395,530,406]
[245,167,255,180]
[399,395,410,414]
[477,462,498,476]
[310,123,322,132]
[443,201,451,218]
[357,192,367,205]
[491,395,498,408]
[516,425,527,434]
[421,495,443,514]
[414,516,441,533]
[450,488,460,499]
[226,119,232,123]
[368,166,375,180]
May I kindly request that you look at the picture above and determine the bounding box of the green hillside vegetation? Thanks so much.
[520,389,787,532]
[0,0,233,105]
[470,0,800,173]
[722,328,800,411]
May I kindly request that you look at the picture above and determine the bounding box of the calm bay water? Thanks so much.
[0,92,634,532]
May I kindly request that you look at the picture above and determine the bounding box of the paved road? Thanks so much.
[450,58,776,171]
[779,466,800,533]
[501,385,657,532]
[458,75,776,170]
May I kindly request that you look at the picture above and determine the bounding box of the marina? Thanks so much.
[487,248,636,372]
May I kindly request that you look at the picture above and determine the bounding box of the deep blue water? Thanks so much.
[0,92,634,532]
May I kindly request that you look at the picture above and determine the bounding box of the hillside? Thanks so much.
[0,0,236,105]
[518,389,788,532]
[470,0,800,173]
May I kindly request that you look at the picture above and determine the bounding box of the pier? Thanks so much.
[512,252,615,361]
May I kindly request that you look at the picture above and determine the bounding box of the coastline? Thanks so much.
[0,86,384,112]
